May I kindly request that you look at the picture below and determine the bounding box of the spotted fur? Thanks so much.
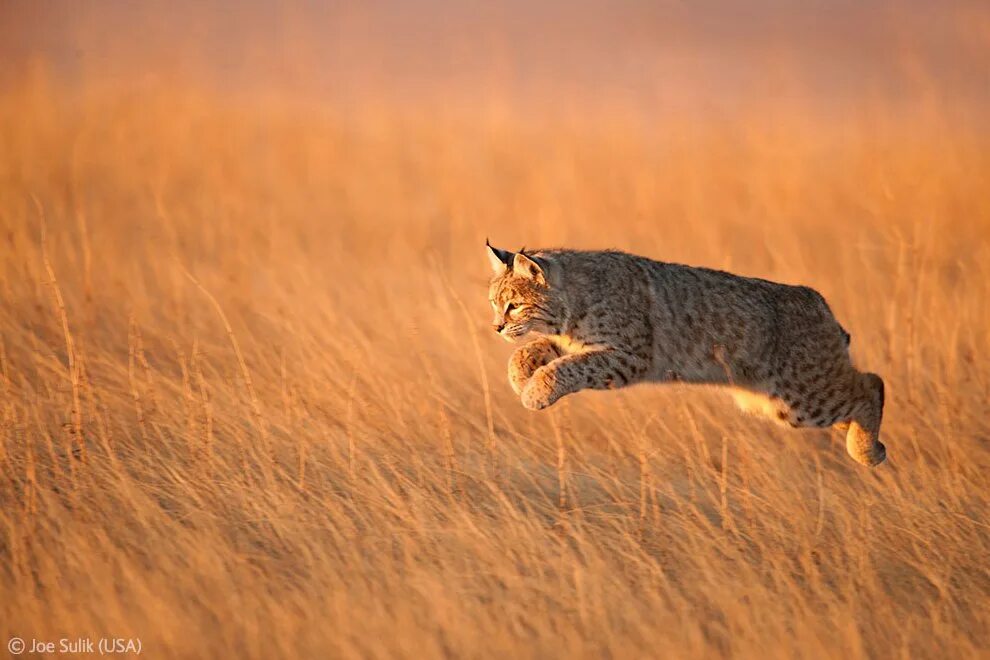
[486,243,886,467]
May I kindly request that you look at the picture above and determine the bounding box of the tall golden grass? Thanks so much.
[1,61,989,657]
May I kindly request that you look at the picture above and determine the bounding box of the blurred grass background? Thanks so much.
[1,1,989,657]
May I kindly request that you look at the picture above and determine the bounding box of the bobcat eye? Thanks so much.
[504,303,517,315]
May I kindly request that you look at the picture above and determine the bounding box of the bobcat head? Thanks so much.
[486,241,567,342]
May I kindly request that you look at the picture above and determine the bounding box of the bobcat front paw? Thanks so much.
[508,364,531,396]
[520,368,559,411]
[508,341,558,396]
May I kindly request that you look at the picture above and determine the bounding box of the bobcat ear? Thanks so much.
[486,240,514,275]
[513,252,546,284]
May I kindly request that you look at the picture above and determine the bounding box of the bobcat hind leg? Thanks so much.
[844,372,886,467]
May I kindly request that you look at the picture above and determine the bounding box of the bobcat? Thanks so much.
[486,242,887,467]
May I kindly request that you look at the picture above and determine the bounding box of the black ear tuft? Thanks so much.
[486,241,515,273]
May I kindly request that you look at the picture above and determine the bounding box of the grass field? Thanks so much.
[2,5,990,656]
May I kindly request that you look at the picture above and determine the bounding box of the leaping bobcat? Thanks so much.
[486,242,886,467]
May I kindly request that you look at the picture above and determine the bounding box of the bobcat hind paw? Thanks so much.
[849,441,887,467]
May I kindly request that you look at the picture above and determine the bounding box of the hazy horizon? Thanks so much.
[3,0,988,123]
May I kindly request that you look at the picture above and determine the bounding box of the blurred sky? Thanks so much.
[2,0,988,120]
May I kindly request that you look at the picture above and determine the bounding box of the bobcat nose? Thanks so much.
[493,322,505,333]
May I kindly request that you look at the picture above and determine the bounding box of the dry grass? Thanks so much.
[1,63,990,658]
